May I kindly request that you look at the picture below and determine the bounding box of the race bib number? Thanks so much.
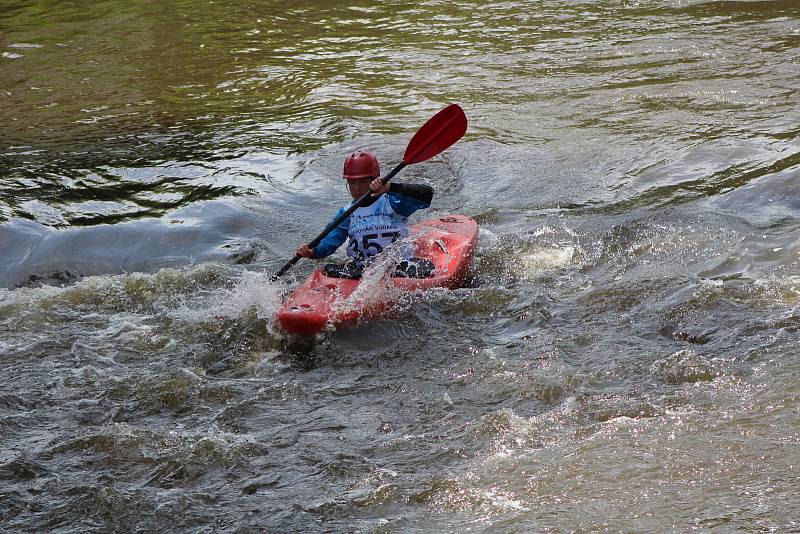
[348,231,401,260]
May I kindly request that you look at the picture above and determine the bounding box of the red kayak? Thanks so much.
[276,215,478,335]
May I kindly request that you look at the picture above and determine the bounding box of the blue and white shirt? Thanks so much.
[313,183,433,267]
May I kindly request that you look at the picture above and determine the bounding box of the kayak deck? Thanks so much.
[276,215,478,335]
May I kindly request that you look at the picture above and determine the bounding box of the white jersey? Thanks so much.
[345,195,412,266]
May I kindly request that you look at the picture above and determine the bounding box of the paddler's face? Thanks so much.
[346,177,373,198]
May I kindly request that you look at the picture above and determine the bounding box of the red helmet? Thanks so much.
[343,151,380,181]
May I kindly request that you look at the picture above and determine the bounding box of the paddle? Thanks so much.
[271,103,468,281]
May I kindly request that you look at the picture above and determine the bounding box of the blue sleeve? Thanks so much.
[313,207,349,259]
[386,188,432,217]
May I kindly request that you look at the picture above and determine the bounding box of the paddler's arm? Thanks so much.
[296,207,349,259]
[385,183,434,216]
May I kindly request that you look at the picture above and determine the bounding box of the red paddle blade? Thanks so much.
[403,104,467,165]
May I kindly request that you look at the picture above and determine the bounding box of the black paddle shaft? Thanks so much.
[271,162,406,280]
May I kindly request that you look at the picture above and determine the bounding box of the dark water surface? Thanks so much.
[2,0,800,531]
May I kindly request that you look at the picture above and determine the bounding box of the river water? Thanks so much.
[2,0,800,531]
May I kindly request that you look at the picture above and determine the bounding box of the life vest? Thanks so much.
[345,195,412,267]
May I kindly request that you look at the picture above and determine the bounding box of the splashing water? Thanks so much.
[330,237,414,319]
[500,219,583,281]
[169,269,285,325]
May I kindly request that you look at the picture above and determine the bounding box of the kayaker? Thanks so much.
[295,150,435,279]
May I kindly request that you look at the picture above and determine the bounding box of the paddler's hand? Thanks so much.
[370,178,390,197]
[296,244,314,258]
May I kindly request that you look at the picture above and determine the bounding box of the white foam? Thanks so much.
[169,269,284,323]
[514,246,576,276]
